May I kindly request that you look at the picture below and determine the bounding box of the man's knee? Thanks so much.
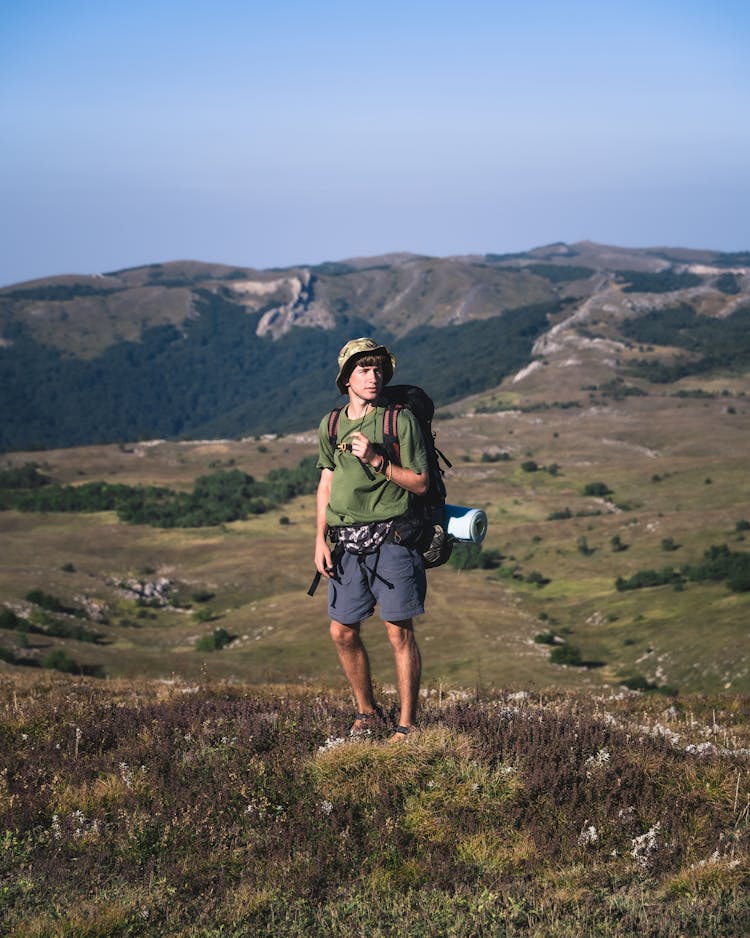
[330,619,361,647]
[385,619,416,650]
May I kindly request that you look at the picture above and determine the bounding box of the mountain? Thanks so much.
[1,241,749,452]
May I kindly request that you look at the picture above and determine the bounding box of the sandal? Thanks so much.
[388,725,413,742]
[349,706,385,737]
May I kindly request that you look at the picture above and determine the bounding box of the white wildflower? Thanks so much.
[318,735,346,753]
[584,748,611,777]
[578,823,599,847]
[320,800,334,816]
[51,814,63,840]
[119,762,133,788]
[631,821,661,868]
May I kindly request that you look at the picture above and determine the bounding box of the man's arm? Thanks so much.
[314,468,334,577]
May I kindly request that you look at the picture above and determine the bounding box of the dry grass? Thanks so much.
[0,674,748,936]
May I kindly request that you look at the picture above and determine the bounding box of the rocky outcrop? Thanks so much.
[228,270,335,339]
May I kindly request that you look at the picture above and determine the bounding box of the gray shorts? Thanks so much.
[328,542,427,625]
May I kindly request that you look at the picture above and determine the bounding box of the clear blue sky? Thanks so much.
[2,0,749,285]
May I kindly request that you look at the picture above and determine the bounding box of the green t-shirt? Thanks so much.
[317,404,428,526]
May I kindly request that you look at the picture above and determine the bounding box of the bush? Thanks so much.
[42,649,80,673]
[582,481,612,497]
[194,628,232,652]
[534,631,557,645]
[577,536,595,556]
[521,460,539,473]
[191,590,215,604]
[550,643,584,666]
[25,589,79,615]
[0,609,21,630]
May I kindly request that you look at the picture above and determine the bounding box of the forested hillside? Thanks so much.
[1,242,748,451]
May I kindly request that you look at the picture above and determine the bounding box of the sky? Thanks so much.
[2,0,749,286]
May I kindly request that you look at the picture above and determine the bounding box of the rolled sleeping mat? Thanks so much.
[444,504,488,544]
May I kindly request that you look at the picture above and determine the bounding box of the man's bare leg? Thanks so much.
[329,619,379,732]
[385,618,421,737]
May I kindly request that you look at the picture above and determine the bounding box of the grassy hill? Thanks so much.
[0,673,748,936]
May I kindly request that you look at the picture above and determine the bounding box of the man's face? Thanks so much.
[347,361,384,401]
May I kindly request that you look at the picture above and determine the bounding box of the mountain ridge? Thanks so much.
[1,241,748,452]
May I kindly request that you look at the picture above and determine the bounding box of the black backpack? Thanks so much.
[327,384,453,568]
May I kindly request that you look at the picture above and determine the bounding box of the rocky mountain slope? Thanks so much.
[1,241,748,451]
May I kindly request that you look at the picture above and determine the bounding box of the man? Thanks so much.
[314,338,428,740]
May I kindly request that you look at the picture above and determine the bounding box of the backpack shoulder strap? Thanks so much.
[382,403,403,466]
[327,407,343,451]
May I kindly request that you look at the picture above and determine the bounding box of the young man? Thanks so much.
[314,338,428,740]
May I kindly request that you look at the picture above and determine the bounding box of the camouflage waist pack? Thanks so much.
[332,520,395,555]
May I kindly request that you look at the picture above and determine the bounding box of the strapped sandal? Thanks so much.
[388,724,414,743]
[349,706,385,737]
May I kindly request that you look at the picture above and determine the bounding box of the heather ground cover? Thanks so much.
[1,674,748,936]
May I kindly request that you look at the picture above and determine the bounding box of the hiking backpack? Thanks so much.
[327,384,453,568]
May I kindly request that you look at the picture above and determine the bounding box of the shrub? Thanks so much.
[534,631,557,645]
[582,481,612,497]
[577,537,595,556]
[549,643,584,666]
[547,508,572,520]
[622,674,659,692]
[26,589,79,616]
[42,648,80,673]
[521,460,539,473]
[448,544,484,571]
[191,590,215,604]
[0,609,21,630]
[194,628,232,652]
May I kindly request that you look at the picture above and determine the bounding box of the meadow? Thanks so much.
[1,672,748,937]
[1,354,750,934]
[1,354,748,696]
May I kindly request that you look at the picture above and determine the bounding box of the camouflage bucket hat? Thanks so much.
[335,337,396,395]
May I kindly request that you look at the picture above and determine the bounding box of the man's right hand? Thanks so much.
[315,538,333,578]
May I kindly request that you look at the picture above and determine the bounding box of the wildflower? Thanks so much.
[318,735,346,753]
[584,748,611,778]
[51,814,63,840]
[320,800,333,816]
[72,809,86,839]
[578,823,599,847]
[119,762,133,788]
[631,821,661,868]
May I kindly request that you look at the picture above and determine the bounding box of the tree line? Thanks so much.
[0,457,320,528]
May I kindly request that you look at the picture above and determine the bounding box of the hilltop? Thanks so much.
[0,673,748,936]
